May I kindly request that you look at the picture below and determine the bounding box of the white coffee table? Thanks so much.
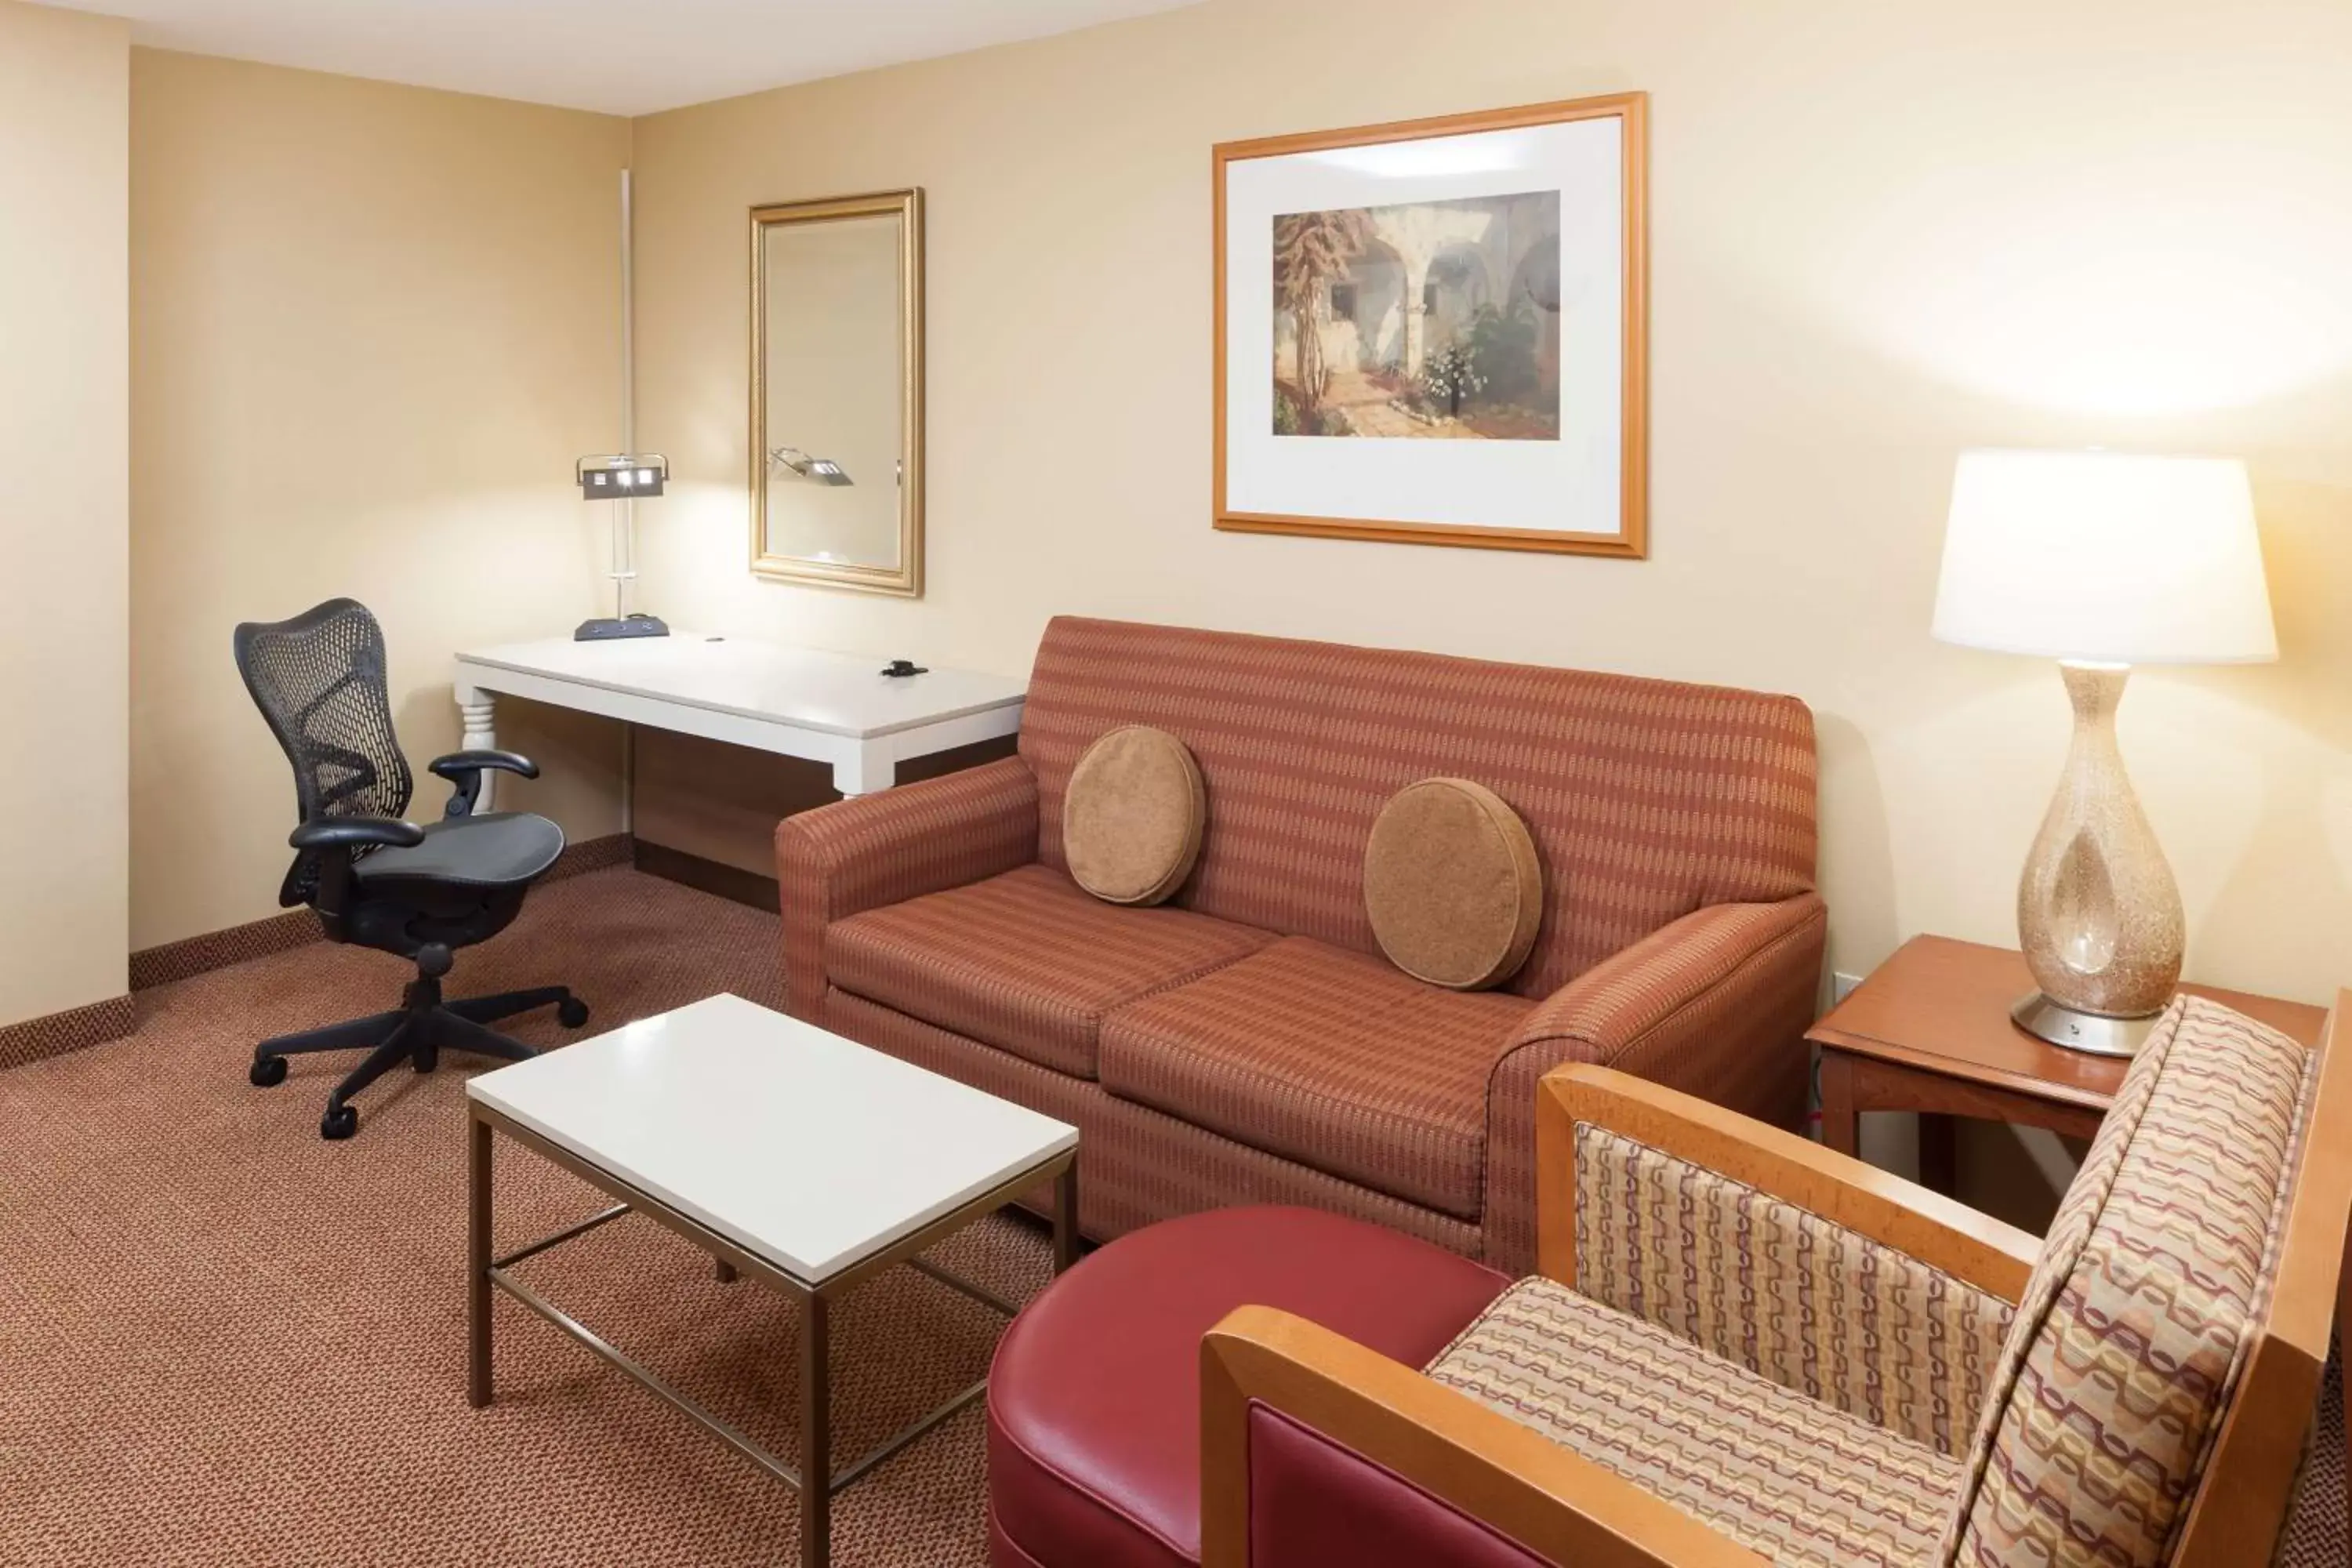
[463,993,1079,1568]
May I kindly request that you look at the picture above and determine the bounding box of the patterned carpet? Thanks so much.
[0,868,1047,1566]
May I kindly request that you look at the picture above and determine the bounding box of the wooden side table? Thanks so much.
[1810,935,2328,1195]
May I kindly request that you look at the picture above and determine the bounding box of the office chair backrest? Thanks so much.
[234,597,415,832]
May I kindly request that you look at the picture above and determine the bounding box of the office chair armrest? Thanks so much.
[289,816,426,852]
[279,816,423,921]
[430,749,539,818]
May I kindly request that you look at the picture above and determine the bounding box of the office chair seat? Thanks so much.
[354,811,564,890]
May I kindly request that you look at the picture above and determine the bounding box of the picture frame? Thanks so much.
[1213,93,1649,557]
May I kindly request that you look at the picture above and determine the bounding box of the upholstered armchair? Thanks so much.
[1200,993,2350,1567]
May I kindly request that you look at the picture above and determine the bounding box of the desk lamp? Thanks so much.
[1932,449,2277,1055]
[574,168,670,643]
[575,452,670,641]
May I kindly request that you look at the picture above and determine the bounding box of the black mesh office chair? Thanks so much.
[235,598,588,1140]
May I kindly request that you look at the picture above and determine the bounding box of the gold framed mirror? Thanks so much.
[749,189,924,597]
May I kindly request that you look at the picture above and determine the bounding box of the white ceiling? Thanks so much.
[53,0,1203,116]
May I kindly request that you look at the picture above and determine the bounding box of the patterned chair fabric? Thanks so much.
[1940,995,2319,1568]
[1572,1121,2015,1457]
[1426,1276,1965,1566]
[1423,996,2321,1566]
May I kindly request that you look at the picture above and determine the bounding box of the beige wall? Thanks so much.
[0,2,129,1026]
[129,50,630,950]
[630,0,2352,1014]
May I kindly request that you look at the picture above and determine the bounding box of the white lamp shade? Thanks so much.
[1933,450,2278,665]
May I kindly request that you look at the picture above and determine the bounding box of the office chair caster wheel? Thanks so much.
[320,1104,359,1141]
[249,1056,288,1088]
[557,998,590,1029]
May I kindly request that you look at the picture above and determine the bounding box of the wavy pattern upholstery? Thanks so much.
[1573,1122,2014,1457]
[1018,616,1819,999]
[1427,1276,1962,1566]
[1940,996,2318,1568]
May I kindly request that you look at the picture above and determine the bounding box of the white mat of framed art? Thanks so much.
[1214,93,1647,557]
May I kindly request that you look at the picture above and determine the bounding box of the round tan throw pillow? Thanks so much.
[1062,725,1207,906]
[1364,779,1544,990]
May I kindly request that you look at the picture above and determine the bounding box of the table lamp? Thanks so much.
[1932,449,2277,1055]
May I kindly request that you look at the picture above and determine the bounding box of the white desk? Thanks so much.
[450,633,1025,808]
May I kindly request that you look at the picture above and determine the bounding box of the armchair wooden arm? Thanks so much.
[1538,1063,2042,1304]
[1200,1305,1766,1568]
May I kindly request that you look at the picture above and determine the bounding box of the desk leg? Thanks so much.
[800,1290,832,1568]
[458,692,499,813]
[467,1112,493,1408]
[1819,1050,1859,1159]
[832,743,893,799]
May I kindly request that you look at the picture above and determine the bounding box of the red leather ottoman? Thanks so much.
[985,1207,1511,1568]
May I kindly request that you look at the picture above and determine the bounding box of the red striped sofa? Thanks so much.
[774,617,1824,1275]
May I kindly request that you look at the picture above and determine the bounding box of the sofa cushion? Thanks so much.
[1939,996,2317,1568]
[1063,725,1205,907]
[989,1205,1511,1568]
[1427,1276,1964,1567]
[1363,776,1544,991]
[1099,937,1531,1219]
[825,863,1274,1079]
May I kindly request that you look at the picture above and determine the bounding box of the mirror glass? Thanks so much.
[751,191,923,597]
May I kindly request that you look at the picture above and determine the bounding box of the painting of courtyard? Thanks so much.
[1272,191,1561,441]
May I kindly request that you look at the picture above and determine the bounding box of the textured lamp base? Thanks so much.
[2013,662,2185,1054]
[2011,990,2164,1057]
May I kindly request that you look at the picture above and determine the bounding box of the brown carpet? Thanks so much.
[0,868,1043,1566]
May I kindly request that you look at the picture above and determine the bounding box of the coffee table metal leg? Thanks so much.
[1052,1161,1080,1275]
[467,1112,493,1408]
[799,1289,831,1568]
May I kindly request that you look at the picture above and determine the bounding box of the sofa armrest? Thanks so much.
[1481,895,1826,1276]
[1200,1305,1766,1568]
[772,756,1040,1016]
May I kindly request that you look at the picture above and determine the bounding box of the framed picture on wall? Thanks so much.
[1213,93,1649,557]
